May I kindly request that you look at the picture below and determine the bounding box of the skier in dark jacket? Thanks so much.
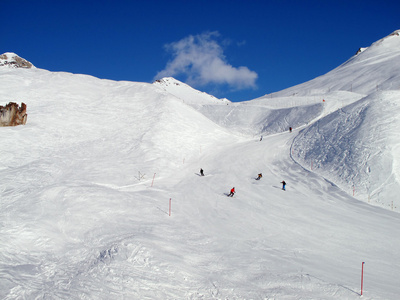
[228,187,235,197]
[200,168,204,176]
[281,181,286,190]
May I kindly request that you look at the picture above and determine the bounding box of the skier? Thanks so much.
[200,168,204,176]
[289,127,292,133]
[260,135,263,141]
[256,173,263,180]
[281,180,286,191]
[228,187,235,197]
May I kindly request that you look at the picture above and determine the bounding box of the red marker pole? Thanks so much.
[151,173,156,187]
[361,262,365,296]
[169,198,171,216]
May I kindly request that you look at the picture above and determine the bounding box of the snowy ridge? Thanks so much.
[153,77,230,107]
[257,30,400,98]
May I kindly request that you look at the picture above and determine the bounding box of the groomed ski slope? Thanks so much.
[1,68,400,299]
[170,130,400,299]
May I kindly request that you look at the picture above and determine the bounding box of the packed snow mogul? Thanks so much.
[228,187,235,197]
[281,180,286,191]
[256,173,263,180]
[200,168,204,176]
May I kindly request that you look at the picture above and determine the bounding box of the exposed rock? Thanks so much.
[0,102,28,126]
[355,47,367,55]
[0,52,34,68]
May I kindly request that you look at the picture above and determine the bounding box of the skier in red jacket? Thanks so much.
[228,187,235,197]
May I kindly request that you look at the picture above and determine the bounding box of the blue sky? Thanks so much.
[2,0,399,102]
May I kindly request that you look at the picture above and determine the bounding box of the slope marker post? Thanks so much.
[169,198,171,216]
[151,173,156,187]
[361,262,365,296]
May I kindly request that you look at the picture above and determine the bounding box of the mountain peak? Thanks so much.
[387,29,400,37]
[369,29,400,48]
[153,77,183,85]
[0,52,35,69]
[153,77,230,106]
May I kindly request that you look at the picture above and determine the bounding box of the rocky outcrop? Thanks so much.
[0,102,28,126]
[0,52,34,68]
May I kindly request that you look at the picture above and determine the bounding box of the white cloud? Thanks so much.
[155,32,257,90]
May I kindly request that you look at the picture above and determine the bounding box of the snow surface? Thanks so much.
[1,30,400,299]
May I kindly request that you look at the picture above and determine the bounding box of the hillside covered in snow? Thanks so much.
[1,30,400,299]
[155,30,400,210]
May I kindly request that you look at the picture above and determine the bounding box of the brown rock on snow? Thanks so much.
[0,102,28,126]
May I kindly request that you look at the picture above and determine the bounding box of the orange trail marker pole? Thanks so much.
[361,262,365,296]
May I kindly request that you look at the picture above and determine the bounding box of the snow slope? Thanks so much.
[1,29,400,299]
[260,30,400,97]
[154,78,327,137]
[280,30,400,209]
[292,90,400,209]
[154,30,400,209]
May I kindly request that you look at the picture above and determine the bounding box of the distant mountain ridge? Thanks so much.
[258,29,400,98]
[153,77,230,107]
